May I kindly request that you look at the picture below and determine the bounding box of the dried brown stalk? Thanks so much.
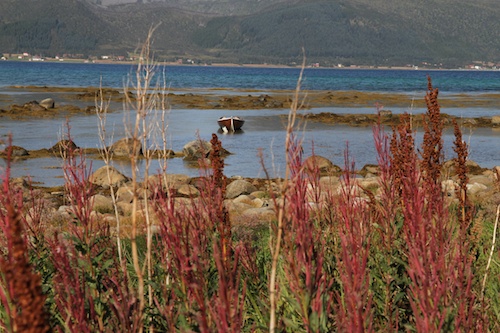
[420,76,444,192]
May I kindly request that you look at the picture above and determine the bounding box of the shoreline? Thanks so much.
[2,58,500,72]
[2,85,500,114]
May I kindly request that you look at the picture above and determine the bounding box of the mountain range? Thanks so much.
[0,0,498,67]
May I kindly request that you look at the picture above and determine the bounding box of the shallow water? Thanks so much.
[2,107,499,187]
[1,63,499,186]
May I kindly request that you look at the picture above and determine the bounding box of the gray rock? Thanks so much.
[225,179,258,199]
[91,194,114,213]
[302,155,341,176]
[39,98,55,109]
[177,184,200,197]
[116,185,134,203]
[182,140,212,161]
[462,118,477,126]
[319,176,340,191]
[90,165,129,187]
[441,179,458,198]
[378,110,392,117]
[7,145,29,157]
[182,139,231,161]
[469,175,495,188]
[250,190,268,199]
[356,177,380,190]
[111,138,142,157]
[467,182,488,196]
[493,166,500,180]
[11,177,29,188]
[233,194,264,208]
[492,116,500,126]
[147,173,190,190]
[24,101,45,112]
[225,200,254,214]
[442,159,483,176]
[360,164,380,177]
[238,207,276,226]
[117,201,133,215]
[49,140,79,156]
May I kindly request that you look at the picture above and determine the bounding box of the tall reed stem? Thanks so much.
[269,56,306,333]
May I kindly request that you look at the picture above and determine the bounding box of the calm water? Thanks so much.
[1,61,500,92]
[0,61,499,186]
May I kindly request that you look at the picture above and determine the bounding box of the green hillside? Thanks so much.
[0,0,498,66]
[0,0,112,56]
[191,0,500,66]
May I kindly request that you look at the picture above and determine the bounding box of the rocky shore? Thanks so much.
[1,85,500,123]
[7,143,500,239]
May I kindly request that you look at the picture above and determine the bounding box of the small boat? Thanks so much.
[218,116,245,132]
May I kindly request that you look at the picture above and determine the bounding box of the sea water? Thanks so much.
[1,61,500,92]
[0,61,499,186]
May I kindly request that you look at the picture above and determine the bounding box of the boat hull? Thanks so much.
[218,117,245,131]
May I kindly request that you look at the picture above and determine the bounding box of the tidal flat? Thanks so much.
[1,85,500,187]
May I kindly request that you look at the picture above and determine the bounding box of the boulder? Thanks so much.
[319,176,341,192]
[493,166,500,180]
[111,138,142,157]
[90,165,129,188]
[250,190,268,199]
[116,201,133,215]
[24,101,46,112]
[182,140,212,161]
[238,207,276,226]
[491,116,500,126]
[378,110,392,117]
[469,175,495,188]
[466,182,487,194]
[49,139,79,156]
[359,164,380,177]
[2,145,29,157]
[302,155,341,176]
[356,177,380,191]
[233,194,265,208]
[441,179,458,198]
[39,98,55,109]
[116,185,134,203]
[177,184,200,197]
[225,200,254,220]
[10,177,29,188]
[91,194,114,213]
[225,179,258,199]
[442,159,484,176]
[182,139,231,161]
[147,173,190,190]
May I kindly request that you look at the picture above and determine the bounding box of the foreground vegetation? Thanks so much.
[1,43,500,332]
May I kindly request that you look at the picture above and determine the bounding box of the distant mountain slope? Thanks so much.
[87,0,296,15]
[0,0,112,54]
[191,0,500,65]
[0,0,498,66]
[0,0,208,56]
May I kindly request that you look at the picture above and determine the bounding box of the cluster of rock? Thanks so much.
[11,151,498,238]
[215,94,286,109]
[1,135,235,163]
[0,98,55,114]
[302,111,500,128]
[0,97,95,118]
